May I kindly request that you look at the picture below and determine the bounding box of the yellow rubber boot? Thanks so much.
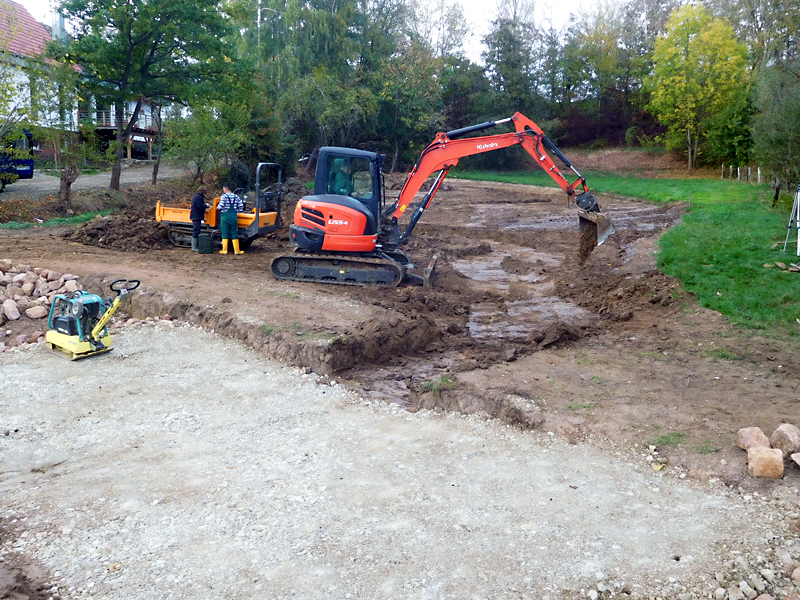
[219,239,229,254]
[233,239,244,255]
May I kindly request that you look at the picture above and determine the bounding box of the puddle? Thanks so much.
[451,243,561,291]
[468,297,595,341]
[453,243,595,341]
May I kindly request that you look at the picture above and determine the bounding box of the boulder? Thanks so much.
[25,306,49,319]
[46,279,64,292]
[792,453,800,467]
[2,299,20,321]
[738,427,771,450]
[21,281,35,296]
[15,297,30,311]
[747,446,784,478]
[29,330,44,342]
[769,423,800,457]
[6,284,23,297]
[11,272,27,283]
[63,279,79,293]
[46,270,62,282]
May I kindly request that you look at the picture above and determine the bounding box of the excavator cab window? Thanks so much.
[325,155,373,202]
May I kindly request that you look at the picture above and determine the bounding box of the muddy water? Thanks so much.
[452,242,595,341]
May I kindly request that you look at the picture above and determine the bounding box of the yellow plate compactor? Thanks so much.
[45,278,140,360]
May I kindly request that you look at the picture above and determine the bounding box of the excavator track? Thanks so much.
[271,253,405,286]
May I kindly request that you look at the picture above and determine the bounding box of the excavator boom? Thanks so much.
[389,112,612,246]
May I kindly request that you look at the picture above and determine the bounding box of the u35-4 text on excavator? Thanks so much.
[270,112,614,286]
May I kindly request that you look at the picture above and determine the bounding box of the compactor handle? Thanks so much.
[110,279,141,294]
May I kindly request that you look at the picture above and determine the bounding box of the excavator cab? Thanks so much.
[290,147,386,253]
[316,148,382,213]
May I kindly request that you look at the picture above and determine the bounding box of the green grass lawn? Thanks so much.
[452,169,800,337]
[0,210,113,230]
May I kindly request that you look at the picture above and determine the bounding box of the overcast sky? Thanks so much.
[23,0,580,64]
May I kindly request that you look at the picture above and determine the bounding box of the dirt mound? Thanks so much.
[568,148,686,175]
[65,210,172,251]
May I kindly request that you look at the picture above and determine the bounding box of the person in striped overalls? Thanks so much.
[217,184,244,255]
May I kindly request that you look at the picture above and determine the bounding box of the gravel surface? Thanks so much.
[1,323,799,600]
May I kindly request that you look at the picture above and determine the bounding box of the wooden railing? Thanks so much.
[78,109,156,130]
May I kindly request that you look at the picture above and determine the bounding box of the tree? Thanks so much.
[371,41,442,172]
[562,5,628,144]
[406,0,471,61]
[704,0,800,68]
[440,56,494,129]
[752,57,800,182]
[646,5,749,169]
[164,104,252,184]
[59,0,237,190]
[483,17,536,115]
[28,58,102,212]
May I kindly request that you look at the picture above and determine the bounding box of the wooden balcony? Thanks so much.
[78,109,158,159]
[79,109,157,133]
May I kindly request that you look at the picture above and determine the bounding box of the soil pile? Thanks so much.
[65,210,172,251]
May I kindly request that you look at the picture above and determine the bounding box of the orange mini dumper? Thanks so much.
[156,163,283,249]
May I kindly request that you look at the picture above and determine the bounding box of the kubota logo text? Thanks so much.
[477,142,499,150]
[328,219,348,226]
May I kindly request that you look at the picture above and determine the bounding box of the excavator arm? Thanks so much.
[387,112,613,246]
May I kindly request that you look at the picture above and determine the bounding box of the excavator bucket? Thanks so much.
[574,191,614,246]
[578,209,614,246]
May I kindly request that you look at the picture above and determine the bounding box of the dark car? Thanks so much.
[0,130,34,192]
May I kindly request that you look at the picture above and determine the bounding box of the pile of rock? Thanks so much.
[738,424,800,478]
[0,259,84,352]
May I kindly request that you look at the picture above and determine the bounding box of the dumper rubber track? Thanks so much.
[167,224,194,248]
[271,252,405,286]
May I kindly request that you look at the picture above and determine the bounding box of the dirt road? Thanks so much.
[1,162,188,200]
[1,176,799,599]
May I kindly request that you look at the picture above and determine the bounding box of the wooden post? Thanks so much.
[737,167,741,181]
[747,166,751,183]
[729,165,733,178]
[721,164,725,179]
[126,136,132,159]
[758,167,761,185]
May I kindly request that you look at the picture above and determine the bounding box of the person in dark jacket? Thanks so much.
[217,183,245,254]
[189,186,209,252]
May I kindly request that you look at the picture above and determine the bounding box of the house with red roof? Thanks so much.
[0,0,53,132]
[0,0,52,59]
[0,0,53,180]
[0,0,157,161]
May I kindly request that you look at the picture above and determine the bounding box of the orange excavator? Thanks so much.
[271,112,613,286]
